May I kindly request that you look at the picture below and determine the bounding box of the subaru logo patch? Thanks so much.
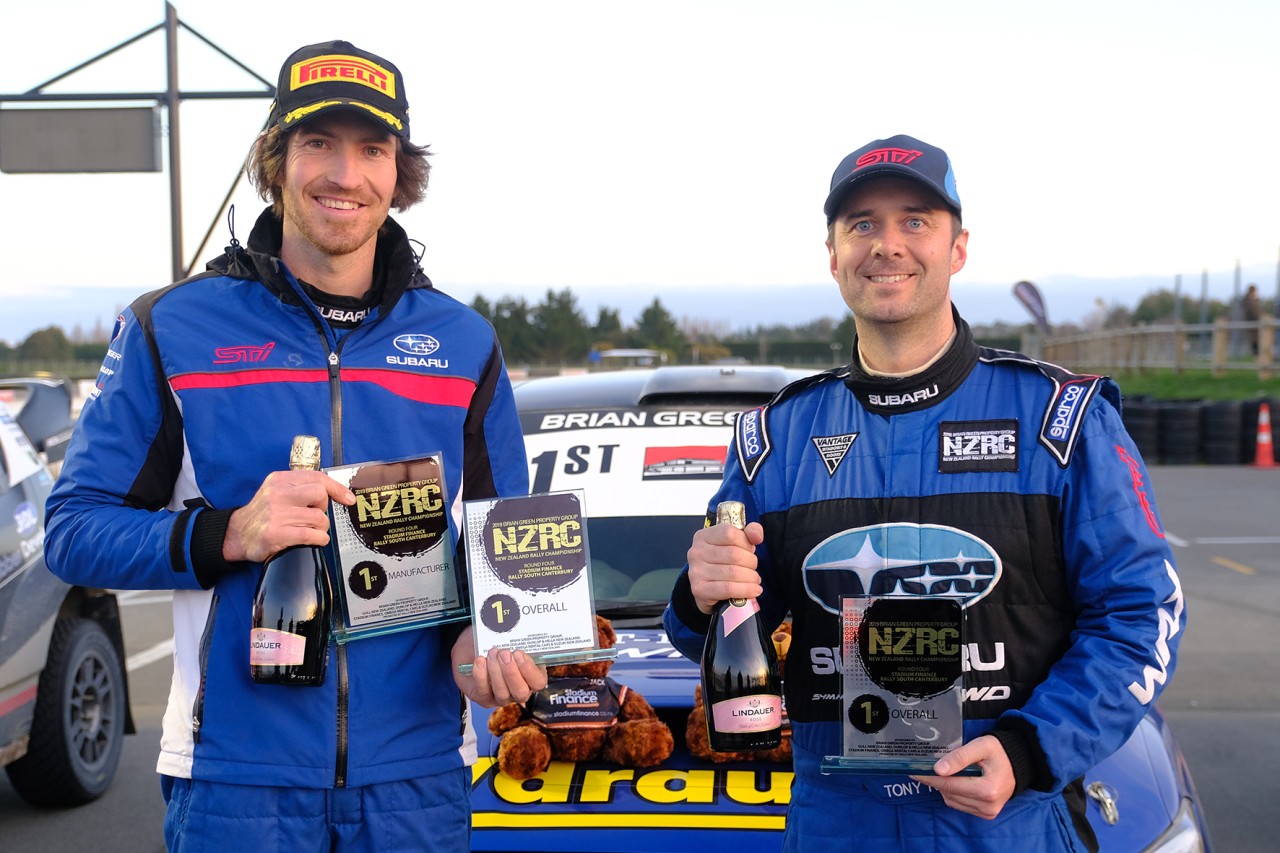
[802,523,1002,615]
[393,334,440,355]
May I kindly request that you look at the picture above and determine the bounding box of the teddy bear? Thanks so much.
[686,619,793,764]
[486,615,675,780]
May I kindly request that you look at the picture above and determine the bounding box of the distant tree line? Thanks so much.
[0,326,105,364]
[469,290,688,365]
[3,286,1272,374]
[467,288,867,366]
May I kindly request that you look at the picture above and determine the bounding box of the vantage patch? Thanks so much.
[811,433,858,476]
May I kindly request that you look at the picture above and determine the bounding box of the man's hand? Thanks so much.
[451,626,548,708]
[223,470,355,563]
[910,734,1017,819]
[686,520,766,614]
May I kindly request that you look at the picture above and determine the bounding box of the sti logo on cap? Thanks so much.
[291,54,396,97]
[856,147,922,170]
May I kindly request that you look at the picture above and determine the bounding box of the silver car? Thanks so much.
[0,377,134,806]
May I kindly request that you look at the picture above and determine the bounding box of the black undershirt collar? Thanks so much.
[840,306,979,415]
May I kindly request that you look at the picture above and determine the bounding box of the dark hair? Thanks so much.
[246,121,431,216]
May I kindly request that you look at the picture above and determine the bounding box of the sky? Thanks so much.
[2,0,1279,345]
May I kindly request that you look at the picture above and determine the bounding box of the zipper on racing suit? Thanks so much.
[313,297,383,788]
[303,301,352,789]
[190,595,220,743]
[326,341,350,789]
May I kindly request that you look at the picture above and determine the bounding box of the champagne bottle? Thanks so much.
[249,435,333,686]
[701,501,783,751]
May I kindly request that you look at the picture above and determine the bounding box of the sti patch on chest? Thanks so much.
[938,420,1019,473]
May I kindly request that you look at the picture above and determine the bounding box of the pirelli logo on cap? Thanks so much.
[290,54,396,98]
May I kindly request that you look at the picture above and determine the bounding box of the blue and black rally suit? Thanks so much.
[665,312,1184,852]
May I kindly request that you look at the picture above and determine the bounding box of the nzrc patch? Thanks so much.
[938,420,1019,473]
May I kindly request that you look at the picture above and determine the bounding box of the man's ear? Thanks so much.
[951,229,969,276]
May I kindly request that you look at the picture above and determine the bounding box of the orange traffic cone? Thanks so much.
[1254,402,1275,468]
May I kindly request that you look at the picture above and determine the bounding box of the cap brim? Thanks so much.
[824,166,959,221]
[277,98,408,138]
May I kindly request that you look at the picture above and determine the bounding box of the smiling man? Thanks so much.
[277,114,396,286]
[665,134,1185,851]
[45,40,543,851]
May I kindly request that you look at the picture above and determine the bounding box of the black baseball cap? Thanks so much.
[823,134,961,223]
[267,40,410,139]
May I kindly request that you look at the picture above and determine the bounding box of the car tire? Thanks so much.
[4,617,126,806]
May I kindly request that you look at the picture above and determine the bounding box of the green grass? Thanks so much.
[1102,369,1279,401]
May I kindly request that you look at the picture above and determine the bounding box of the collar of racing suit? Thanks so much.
[839,305,978,415]
[205,205,432,314]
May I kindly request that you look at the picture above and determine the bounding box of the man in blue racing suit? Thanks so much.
[45,40,545,851]
[664,134,1184,852]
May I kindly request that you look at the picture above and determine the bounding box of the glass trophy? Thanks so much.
[325,452,469,642]
[821,595,979,776]
[457,489,615,672]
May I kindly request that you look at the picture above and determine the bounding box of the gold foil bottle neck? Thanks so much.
[715,500,746,530]
[716,501,748,606]
[289,435,322,472]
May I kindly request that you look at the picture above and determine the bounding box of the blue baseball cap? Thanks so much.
[824,134,961,223]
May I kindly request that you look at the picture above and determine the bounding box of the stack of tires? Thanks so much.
[1122,395,1275,465]
[1199,401,1242,466]
[1120,396,1161,462]
[1157,400,1201,465]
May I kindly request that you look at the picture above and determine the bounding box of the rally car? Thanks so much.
[0,377,134,806]
[468,365,1211,852]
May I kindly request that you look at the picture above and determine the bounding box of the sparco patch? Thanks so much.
[735,406,771,483]
[938,420,1019,473]
[1039,377,1101,466]
[811,433,857,476]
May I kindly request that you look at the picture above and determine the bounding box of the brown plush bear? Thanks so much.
[686,619,793,764]
[487,615,675,780]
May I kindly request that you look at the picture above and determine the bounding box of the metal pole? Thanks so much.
[1171,273,1183,371]
[1199,269,1209,358]
[1274,245,1280,361]
[1231,258,1242,357]
[188,169,244,273]
[23,24,163,93]
[165,2,184,282]
[0,6,273,284]
[1198,269,1209,323]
